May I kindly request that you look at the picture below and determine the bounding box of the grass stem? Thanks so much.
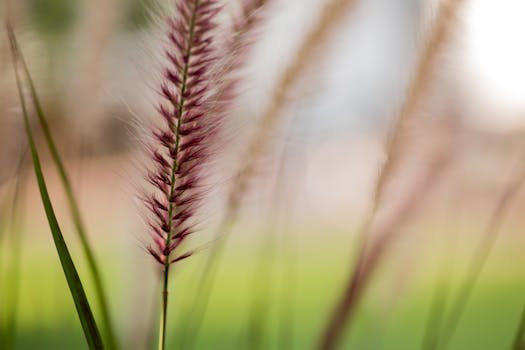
[318,1,463,347]
[438,152,525,349]
[512,305,525,350]
[158,266,170,350]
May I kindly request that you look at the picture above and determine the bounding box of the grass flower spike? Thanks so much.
[143,1,222,348]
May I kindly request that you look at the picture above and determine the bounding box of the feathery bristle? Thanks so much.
[208,0,270,114]
[145,0,222,267]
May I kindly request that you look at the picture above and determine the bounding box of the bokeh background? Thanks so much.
[1,0,525,349]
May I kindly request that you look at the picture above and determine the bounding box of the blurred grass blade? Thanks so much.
[0,153,23,349]
[6,21,117,350]
[420,279,450,350]
[242,144,291,350]
[243,229,277,350]
[421,223,458,350]
[6,23,105,350]
[512,305,525,350]
[3,151,27,349]
[0,189,10,347]
[437,154,525,349]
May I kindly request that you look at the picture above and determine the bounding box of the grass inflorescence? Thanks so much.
[142,1,225,348]
[3,1,525,350]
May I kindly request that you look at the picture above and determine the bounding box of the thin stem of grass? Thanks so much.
[243,228,277,350]
[276,153,299,350]
[437,153,525,349]
[0,223,7,346]
[226,0,358,220]
[245,224,277,350]
[243,139,293,350]
[2,152,27,350]
[319,141,452,349]
[420,223,458,350]
[0,151,27,350]
[420,277,452,350]
[158,268,170,350]
[180,218,234,349]
[318,1,463,348]
[512,304,525,350]
[0,194,13,348]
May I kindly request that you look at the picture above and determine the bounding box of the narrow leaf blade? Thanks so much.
[14,23,118,350]
[6,23,105,350]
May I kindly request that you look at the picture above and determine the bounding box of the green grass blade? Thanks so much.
[7,23,118,350]
[420,280,450,350]
[0,190,10,348]
[438,155,525,349]
[3,152,28,350]
[0,156,22,349]
[512,305,525,350]
[6,23,105,350]
[179,220,233,349]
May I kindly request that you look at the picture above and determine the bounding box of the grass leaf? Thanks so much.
[512,305,525,350]
[2,151,28,349]
[437,154,525,349]
[6,20,117,350]
[6,23,105,350]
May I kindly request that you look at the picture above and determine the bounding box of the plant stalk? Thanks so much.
[158,265,170,350]
[512,305,525,350]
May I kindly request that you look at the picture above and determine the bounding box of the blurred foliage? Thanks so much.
[27,0,78,37]
[26,0,155,37]
[124,0,156,31]
[5,241,525,350]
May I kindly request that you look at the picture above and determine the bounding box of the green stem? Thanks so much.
[3,155,27,350]
[512,305,525,350]
[158,266,170,350]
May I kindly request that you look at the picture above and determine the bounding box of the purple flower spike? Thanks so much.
[145,0,222,269]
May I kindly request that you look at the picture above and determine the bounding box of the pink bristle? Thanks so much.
[144,0,223,268]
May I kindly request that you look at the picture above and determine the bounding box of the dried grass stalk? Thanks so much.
[438,150,525,349]
[226,0,359,219]
[319,1,465,348]
[180,0,359,344]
